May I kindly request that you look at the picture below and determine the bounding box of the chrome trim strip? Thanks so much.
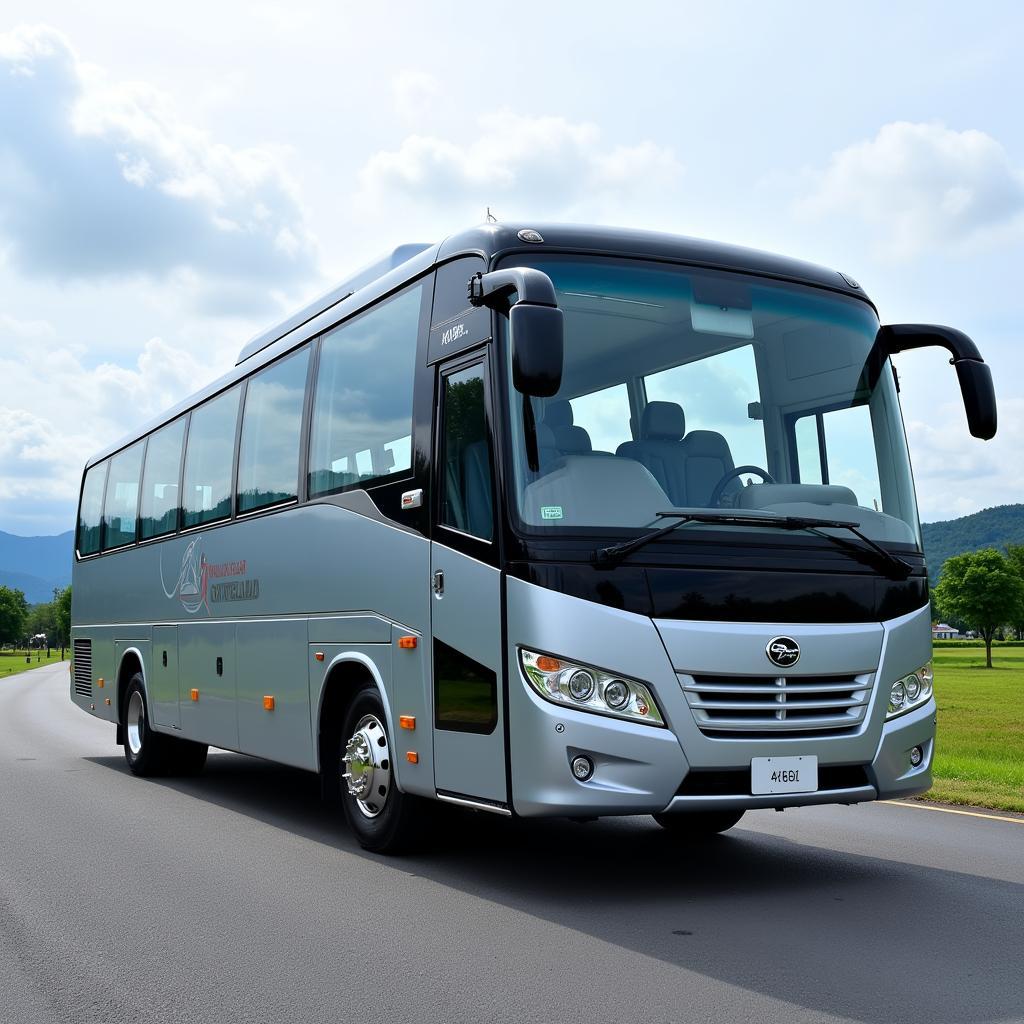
[436,792,513,816]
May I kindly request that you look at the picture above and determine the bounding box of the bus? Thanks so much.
[70,223,997,852]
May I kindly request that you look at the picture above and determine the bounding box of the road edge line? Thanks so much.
[880,800,1024,826]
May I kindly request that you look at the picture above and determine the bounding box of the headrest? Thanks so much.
[543,400,574,428]
[552,424,592,454]
[641,401,685,441]
[680,429,733,460]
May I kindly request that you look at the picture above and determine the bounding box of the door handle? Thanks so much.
[432,570,445,597]
[216,656,223,676]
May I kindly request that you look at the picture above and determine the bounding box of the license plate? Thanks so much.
[751,755,818,795]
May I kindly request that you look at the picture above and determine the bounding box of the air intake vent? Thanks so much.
[73,639,92,697]
[680,672,874,737]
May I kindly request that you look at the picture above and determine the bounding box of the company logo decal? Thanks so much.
[160,536,258,615]
[441,322,468,345]
[765,636,801,668]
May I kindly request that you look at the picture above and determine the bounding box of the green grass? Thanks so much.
[0,649,67,678]
[925,645,1024,813]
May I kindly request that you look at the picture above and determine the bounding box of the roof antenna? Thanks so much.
[485,206,497,224]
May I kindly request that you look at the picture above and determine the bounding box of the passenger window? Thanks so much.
[564,383,631,453]
[439,362,493,540]
[308,284,423,496]
[102,440,145,549]
[794,403,882,509]
[182,385,241,528]
[140,417,186,539]
[237,346,309,513]
[434,638,497,734]
[78,462,108,556]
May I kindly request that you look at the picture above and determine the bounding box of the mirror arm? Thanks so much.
[468,268,558,311]
[879,323,985,365]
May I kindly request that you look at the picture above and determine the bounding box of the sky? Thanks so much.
[0,1,1022,535]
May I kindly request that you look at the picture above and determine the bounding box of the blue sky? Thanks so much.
[0,1,1022,534]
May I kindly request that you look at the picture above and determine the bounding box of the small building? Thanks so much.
[932,623,961,640]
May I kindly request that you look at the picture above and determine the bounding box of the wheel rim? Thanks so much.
[341,713,392,819]
[126,690,145,756]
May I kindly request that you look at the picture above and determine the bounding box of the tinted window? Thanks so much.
[182,386,241,528]
[102,440,145,549]
[140,417,186,539]
[78,462,107,556]
[428,257,489,361]
[439,362,493,540]
[308,284,422,496]
[237,346,309,513]
[434,638,497,734]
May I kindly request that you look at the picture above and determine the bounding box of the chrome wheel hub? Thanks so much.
[342,713,392,818]
[126,690,145,756]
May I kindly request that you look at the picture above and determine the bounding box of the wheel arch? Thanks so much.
[315,652,397,776]
[116,646,148,724]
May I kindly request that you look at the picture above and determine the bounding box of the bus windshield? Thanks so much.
[503,255,921,549]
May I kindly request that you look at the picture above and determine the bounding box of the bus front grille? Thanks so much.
[680,672,873,736]
[73,639,92,697]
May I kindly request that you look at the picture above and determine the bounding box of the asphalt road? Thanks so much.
[1,662,1022,1024]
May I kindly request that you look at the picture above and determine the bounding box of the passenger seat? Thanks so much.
[542,400,594,457]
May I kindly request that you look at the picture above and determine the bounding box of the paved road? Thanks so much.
[1,663,1021,1024]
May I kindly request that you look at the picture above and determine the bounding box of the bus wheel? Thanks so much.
[336,687,423,853]
[123,673,170,776]
[652,809,745,836]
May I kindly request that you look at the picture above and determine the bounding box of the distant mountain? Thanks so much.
[921,504,1024,579]
[0,529,73,603]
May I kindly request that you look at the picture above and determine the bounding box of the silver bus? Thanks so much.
[70,224,997,852]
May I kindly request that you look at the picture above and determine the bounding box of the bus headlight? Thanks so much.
[519,649,665,727]
[887,661,933,718]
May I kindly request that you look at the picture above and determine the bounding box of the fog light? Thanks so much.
[604,679,630,709]
[910,745,923,767]
[567,669,595,702]
[571,755,594,781]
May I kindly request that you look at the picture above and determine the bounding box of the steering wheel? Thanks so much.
[708,465,776,507]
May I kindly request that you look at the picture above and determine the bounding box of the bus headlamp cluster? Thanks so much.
[520,649,665,726]
[887,661,933,718]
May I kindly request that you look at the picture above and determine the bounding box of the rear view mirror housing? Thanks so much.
[879,323,997,440]
[469,267,564,397]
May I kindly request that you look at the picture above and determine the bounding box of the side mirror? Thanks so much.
[469,267,564,397]
[879,323,997,440]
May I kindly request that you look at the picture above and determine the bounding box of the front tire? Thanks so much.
[335,686,425,853]
[652,809,745,836]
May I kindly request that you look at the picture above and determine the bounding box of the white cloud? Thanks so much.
[798,121,1024,260]
[392,70,440,121]
[357,111,683,227]
[0,24,316,296]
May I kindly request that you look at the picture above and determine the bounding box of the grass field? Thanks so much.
[0,649,67,679]
[926,645,1024,812]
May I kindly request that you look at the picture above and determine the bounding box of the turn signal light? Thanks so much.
[314,651,325,662]
[399,715,416,730]
[97,677,105,688]
[535,656,561,673]
[398,636,417,649]
[406,751,419,764]
[190,688,199,701]
[263,695,275,711]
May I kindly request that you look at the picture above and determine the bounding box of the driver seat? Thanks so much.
[678,430,739,506]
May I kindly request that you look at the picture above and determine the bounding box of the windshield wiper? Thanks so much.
[592,510,914,580]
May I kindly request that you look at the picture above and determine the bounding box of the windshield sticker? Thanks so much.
[541,506,564,520]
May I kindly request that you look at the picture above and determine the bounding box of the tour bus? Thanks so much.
[70,223,997,852]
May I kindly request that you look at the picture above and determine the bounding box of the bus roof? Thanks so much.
[85,222,873,468]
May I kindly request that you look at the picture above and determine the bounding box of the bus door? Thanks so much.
[429,353,507,806]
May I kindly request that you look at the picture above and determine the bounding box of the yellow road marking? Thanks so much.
[881,800,1024,826]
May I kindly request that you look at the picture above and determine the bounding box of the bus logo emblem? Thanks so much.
[766,636,800,668]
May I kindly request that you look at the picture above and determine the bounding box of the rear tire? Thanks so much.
[652,809,745,836]
[123,673,208,777]
[335,686,425,854]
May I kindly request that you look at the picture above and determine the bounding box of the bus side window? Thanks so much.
[140,416,186,539]
[182,385,242,528]
[78,461,108,556]
[439,362,493,541]
[102,439,145,550]
[308,282,422,497]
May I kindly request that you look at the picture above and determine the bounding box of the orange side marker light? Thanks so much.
[406,751,419,764]
[97,677,105,688]
[535,656,561,673]
[190,688,199,702]
[398,636,417,649]
[399,715,416,730]
[314,651,325,662]
[263,695,276,711]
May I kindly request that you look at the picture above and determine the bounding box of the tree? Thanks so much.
[935,549,1024,668]
[1006,544,1024,641]
[26,600,57,646]
[54,586,72,652]
[0,586,29,647]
